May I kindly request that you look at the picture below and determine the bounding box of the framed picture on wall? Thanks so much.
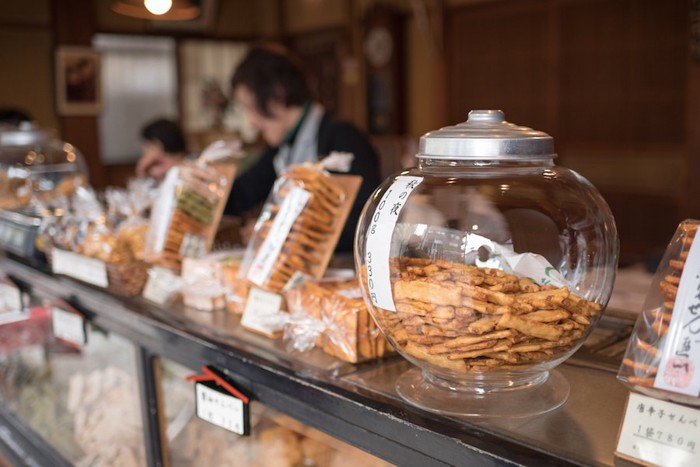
[55,46,102,116]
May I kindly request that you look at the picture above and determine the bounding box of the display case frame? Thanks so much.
[0,258,630,466]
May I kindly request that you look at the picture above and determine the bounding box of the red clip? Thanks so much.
[186,365,250,404]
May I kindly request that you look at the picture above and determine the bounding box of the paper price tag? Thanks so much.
[655,234,700,396]
[241,287,284,337]
[617,392,700,467]
[142,267,181,305]
[247,187,310,287]
[0,283,23,313]
[52,307,87,346]
[195,380,249,435]
[364,176,423,312]
[52,249,109,288]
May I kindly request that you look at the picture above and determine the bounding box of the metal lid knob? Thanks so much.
[418,110,555,160]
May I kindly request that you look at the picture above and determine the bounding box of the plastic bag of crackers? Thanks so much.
[238,163,360,294]
[144,161,228,272]
[617,219,700,405]
[106,178,157,261]
[46,187,148,297]
[284,276,392,363]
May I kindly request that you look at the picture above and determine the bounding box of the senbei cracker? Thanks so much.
[241,164,361,293]
[369,257,602,373]
[618,221,700,403]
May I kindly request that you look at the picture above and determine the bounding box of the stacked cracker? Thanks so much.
[618,222,697,389]
[250,165,345,293]
[285,278,391,363]
[371,257,602,373]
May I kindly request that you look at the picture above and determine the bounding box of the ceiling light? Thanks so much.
[112,0,200,21]
[145,0,172,15]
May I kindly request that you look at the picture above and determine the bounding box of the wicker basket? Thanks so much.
[47,247,148,297]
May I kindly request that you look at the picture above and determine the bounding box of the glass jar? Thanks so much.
[0,124,88,261]
[355,110,619,416]
[0,123,88,211]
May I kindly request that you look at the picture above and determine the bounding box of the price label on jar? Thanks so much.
[194,380,250,436]
[364,176,423,312]
[655,234,700,396]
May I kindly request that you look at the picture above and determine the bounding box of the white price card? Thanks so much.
[52,307,87,346]
[0,283,23,313]
[142,267,181,305]
[195,381,249,435]
[655,234,700,396]
[241,287,284,337]
[364,176,423,312]
[52,249,109,288]
[617,392,700,467]
[247,187,310,287]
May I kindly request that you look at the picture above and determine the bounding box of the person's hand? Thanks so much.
[136,142,179,181]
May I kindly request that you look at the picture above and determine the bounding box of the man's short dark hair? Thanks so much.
[231,45,311,118]
[141,118,186,154]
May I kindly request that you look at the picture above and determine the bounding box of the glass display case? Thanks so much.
[0,257,634,467]
[0,124,87,262]
[0,294,145,465]
[159,359,391,467]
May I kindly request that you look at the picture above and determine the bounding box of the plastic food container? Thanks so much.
[0,124,87,261]
[0,123,87,210]
[355,110,619,416]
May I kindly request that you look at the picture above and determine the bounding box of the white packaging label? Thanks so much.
[52,307,87,346]
[0,283,22,313]
[241,287,284,336]
[52,249,109,288]
[364,176,423,312]
[149,167,180,256]
[195,382,247,435]
[655,235,700,396]
[617,392,700,466]
[247,187,310,287]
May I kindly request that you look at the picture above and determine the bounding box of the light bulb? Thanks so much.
[144,0,172,15]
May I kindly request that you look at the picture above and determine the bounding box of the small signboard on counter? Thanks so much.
[616,392,700,467]
[186,365,250,436]
[51,300,87,346]
[52,248,108,288]
[241,287,284,338]
[0,276,25,315]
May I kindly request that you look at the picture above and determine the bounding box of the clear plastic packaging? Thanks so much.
[284,277,391,363]
[179,250,246,312]
[43,187,148,297]
[617,220,700,406]
[355,110,619,416]
[144,161,227,271]
[239,164,348,294]
[107,178,157,261]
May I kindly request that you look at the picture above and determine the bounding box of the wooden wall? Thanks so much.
[445,0,693,262]
[2,0,697,262]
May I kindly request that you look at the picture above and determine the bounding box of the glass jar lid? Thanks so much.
[0,124,86,174]
[418,109,555,160]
